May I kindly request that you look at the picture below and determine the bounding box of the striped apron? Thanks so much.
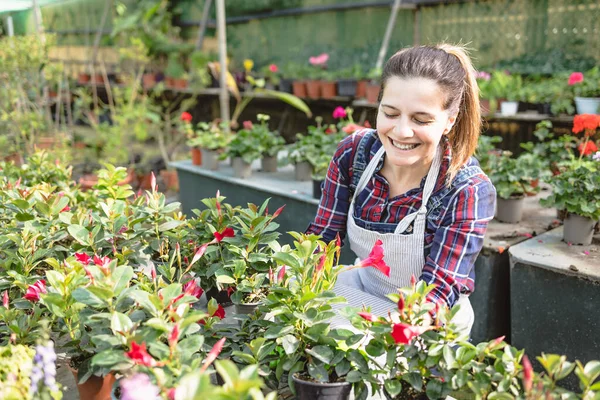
[333,144,474,335]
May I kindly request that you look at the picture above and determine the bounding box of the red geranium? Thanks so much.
[125,342,162,367]
[390,323,429,344]
[572,114,600,137]
[180,112,192,122]
[358,239,391,277]
[578,140,598,156]
[568,72,584,86]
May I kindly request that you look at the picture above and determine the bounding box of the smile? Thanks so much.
[389,138,420,151]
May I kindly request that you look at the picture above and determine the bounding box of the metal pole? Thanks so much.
[32,0,46,44]
[376,0,402,70]
[7,16,14,37]
[195,0,213,50]
[216,0,230,131]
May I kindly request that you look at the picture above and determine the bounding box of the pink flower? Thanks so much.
[214,227,235,243]
[568,72,584,86]
[398,294,405,313]
[332,106,347,119]
[2,291,8,309]
[522,355,533,393]
[272,205,285,218]
[120,373,160,400]
[476,71,491,81]
[125,342,161,367]
[94,254,111,267]
[24,280,47,303]
[358,240,390,277]
[200,337,226,373]
[391,323,428,344]
[243,120,253,130]
[269,64,278,73]
[183,279,204,299]
[75,253,91,265]
[61,205,71,212]
[309,53,329,66]
[180,112,193,122]
[168,324,180,346]
[358,312,375,322]
[277,266,286,283]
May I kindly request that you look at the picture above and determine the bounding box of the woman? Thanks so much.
[306,44,496,335]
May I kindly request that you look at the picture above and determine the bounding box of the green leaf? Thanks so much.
[335,359,351,377]
[273,252,301,270]
[264,325,294,339]
[305,345,333,364]
[45,271,65,295]
[257,88,312,118]
[346,370,362,383]
[443,345,457,368]
[425,379,444,399]
[110,312,133,335]
[68,225,91,246]
[403,372,422,392]
[178,335,204,354]
[365,340,385,358]
[72,287,106,307]
[232,351,256,365]
[280,334,300,355]
[91,350,131,368]
[385,380,403,397]
[158,220,185,232]
[112,266,134,296]
[15,212,34,222]
[308,362,329,383]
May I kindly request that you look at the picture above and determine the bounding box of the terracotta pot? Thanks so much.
[70,367,116,400]
[480,99,491,115]
[79,174,99,190]
[174,78,188,89]
[36,137,60,150]
[292,81,307,98]
[160,169,179,192]
[78,73,91,84]
[119,169,136,186]
[305,80,321,99]
[91,74,104,85]
[142,73,157,89]
[4,153,24,166]
[191,147,202,166]
[138,173,154,190]
[355,80,367,98]
[320,81,337,99]
[365,83,380,104]
[165,77,176,88]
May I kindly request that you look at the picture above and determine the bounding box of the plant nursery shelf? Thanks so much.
[509,227,600,388]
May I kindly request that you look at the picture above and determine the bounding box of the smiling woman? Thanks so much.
[306,44,497,337]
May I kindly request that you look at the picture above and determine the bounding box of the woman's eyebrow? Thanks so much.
[381,104,435,119]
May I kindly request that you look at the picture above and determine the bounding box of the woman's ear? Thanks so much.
[444,114,458,135]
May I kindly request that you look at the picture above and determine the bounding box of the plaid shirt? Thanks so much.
[306,129,496,308]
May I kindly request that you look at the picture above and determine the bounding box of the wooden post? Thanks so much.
[216,0,230,131]
[195,0,213,50]
[376,0,403,70]
[32,0,46,44]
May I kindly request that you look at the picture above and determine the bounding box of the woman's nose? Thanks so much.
[392,118,413,138]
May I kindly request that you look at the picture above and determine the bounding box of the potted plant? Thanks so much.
[488,151,538,223]
[165,52,188,90]
[320,69,337,99]
[569,68,600,114]
[489,70,523,115]
[520,120,578,177]
[225,127,263,179]
[306,53,329,99]
[287,63,308,98]
[365,67,381,104]
[474,134,503,175]
[245,114,285,173]
[476,70,493,114]
[336,65,361,97]
[187,121,232,170]
[260,63,281,90]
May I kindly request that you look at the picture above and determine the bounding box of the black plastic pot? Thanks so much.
[313,179,323,199]
[206,287,232,306]
[292,374,351,400]
[337,79,357,97]
[279,78,293,93]
[537,102,554,116]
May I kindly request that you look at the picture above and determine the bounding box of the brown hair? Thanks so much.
[378,44,481,183]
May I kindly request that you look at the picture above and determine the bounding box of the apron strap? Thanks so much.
[351,146,386,203]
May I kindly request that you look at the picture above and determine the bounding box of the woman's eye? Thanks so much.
[384,113,397,118]
[414,119,431,125]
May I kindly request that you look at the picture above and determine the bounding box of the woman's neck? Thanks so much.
[380,157,433,198]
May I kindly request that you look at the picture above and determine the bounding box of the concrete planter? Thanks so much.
[232,157,252,179]
[294,161,313,181]
[575,97,600,114]
[563,214,596,245]
[202,149,220,170]
[495,196,525,223]
[500,101,519,116]
[261,155,278,173]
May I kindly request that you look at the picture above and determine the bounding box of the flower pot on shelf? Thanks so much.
[537,102,553,116]
[160,169,179,192]
[4,153,24,166]
[70,368,116,400]
[232,157,252,179]
[356,80,368,98]
[165,77,176,89]
[574,97,600,115]
[495,196,525,223]
[142,73,157,89]
[138,172,154,190]
[305,80,321,99]
[91,74,104,85]
[261,155,278,173]
[294,161,312,182]
[313,179,323,199]
[191,147,202,166]
[202,149,220,170]
[480,99,491,115]
[365,83,379,104]
[279,78,293,93]
[292,81,307,98]
[563,214,596,245]
[292,373,351,400]
[174,78,188,89]
[78,73,91,84]
[337,79,357,97]
[500,101,519,116]
[320,81,337,99]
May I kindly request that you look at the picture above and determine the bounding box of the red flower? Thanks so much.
[522,355,533,393]
[213,227,235,242]
[272,205,285,218]
[61,205,71,212]
[315,253,326,274]
[391,323,428,344]
[573,114,600,136]
[277,266,286,283]
[183,279,204,299]
[167,388,176,400]
[200,337,226,373]
[215,190,221,215]
[342,123,367,134]
[397,294,405,313]
[75,253,91,265]
[568,72,584,86]
[180,112,192,122]
[94,254,111,267]
[578,141,598,156]
[212,304,226,319]
[358,239,390,277]
[332,106,347,119]
[125,342,160,367]
[24,280,47,303]
[325,126,337,134]
[358,312,375,322]
[2,291,8,309]
[364,120,372,128]
[150,264,156,280]
[242,120,253,130]
[269,64,278,73]
[168,324,180,346]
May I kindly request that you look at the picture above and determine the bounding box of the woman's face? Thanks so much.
[376,76,456,170]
